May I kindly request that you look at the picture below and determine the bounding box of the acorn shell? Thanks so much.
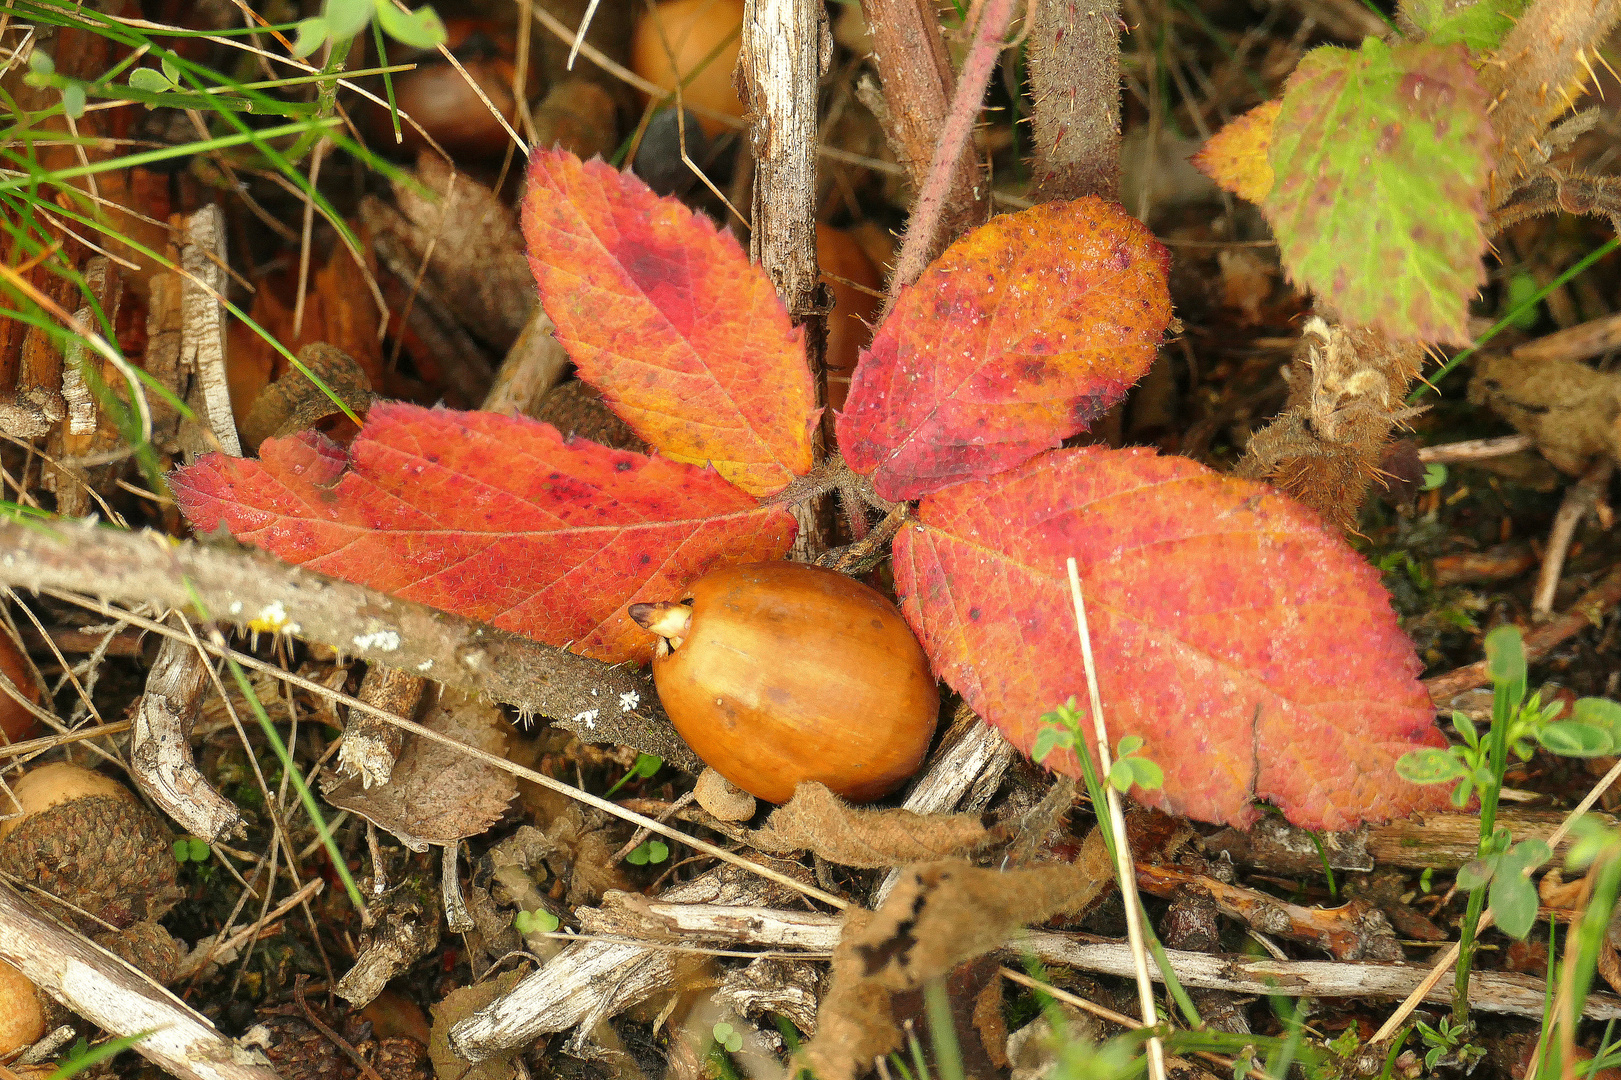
[650,562,939,803]
[0,766,179,934]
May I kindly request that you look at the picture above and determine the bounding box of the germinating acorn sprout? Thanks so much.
[629,562,940,804]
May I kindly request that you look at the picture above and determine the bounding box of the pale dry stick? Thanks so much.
[178,878,324,982]
[1416,434,1536,465]
[1067,557,1167,1080]
[0,720,132,761]
[32,206,144,273]
[0,261,151,446]
[567,0,604,69]
[177,617,318,898]
[0,884,281,1080]
[886,0,1018,299]
[0,587,120,764]
[32,589,854,913]
[58,108,101,206]
[1533,459,1614,617]
[521,0,938,189]
[1368,752,1621,1044]
[290,139,327,339]
[14,177,279,334]
[998,966,1279,1080]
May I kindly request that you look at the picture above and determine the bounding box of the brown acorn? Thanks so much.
[0,763,179,934]
[630,562,939,804]
[0,959,45,1057]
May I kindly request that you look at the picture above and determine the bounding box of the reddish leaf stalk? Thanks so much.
[887,0,1018,298]
[858,0,989,260]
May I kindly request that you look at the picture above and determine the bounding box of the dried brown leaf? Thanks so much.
[240,343,375,453]
[1468,353,1621,475]
[428,969,524,1080]
[324,688,515,850]
[369,156,535,352]
[800,834,1112,1080]
[749,782,995,868]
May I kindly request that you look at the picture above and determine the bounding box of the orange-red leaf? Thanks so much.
[894,446,1446,830]
[836,199,1171,502]
[1192,100,1281,204]
[521,149,818,498]
[169,402,797,663]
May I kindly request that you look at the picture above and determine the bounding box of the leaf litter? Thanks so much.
[7,5,1621,1072]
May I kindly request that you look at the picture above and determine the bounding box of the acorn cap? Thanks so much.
[0,762,130,841]
[96,920,184,986]
[0,766,179,933]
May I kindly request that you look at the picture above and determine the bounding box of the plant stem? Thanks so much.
[1452,669,1518,1023]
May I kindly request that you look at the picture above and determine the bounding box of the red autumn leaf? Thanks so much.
[521,149,819,499]
[836,199,1172,502]
[893,446,1446,830]
[169,402,797,664]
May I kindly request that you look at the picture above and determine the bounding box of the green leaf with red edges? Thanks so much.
[521,149,818,498]
[1192,100,1280,204]
[1265,39,1494,344]
[836,198,1171,502]
[893,446,1447,830]
[169,402,797,664]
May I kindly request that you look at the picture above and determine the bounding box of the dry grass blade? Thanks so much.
[1067,556,1167,1080]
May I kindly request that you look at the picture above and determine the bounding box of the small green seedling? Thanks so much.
[1455,833,1551,940]
[293,0,447,59]
[605,753,663,798]
[712,1021,743,1054]
[1421,463,1448,491]
[513,908,560,935]
[1396,624,1621,1021]
[1033,698,1163,795]
[24,51,86,119]
[626,840,669,866]
[129,56,184,95]
[172,837,210,863]
[1413,1014,1486,1072]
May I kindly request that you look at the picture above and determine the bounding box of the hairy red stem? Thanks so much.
[887,0,1017,298]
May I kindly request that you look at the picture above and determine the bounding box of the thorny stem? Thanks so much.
[815,503,911,575]
[766,455,894,515]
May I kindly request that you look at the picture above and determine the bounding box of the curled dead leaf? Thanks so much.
[749,781,996,868]
[800,835,1111,1080]
[240,343,374,453]
[323,688,515,850]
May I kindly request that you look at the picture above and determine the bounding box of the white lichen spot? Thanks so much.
[618,691,640,712]
[352,629,402,652]
[228,600,243,615]
[416,659,434,672]
[572,709,599,729]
